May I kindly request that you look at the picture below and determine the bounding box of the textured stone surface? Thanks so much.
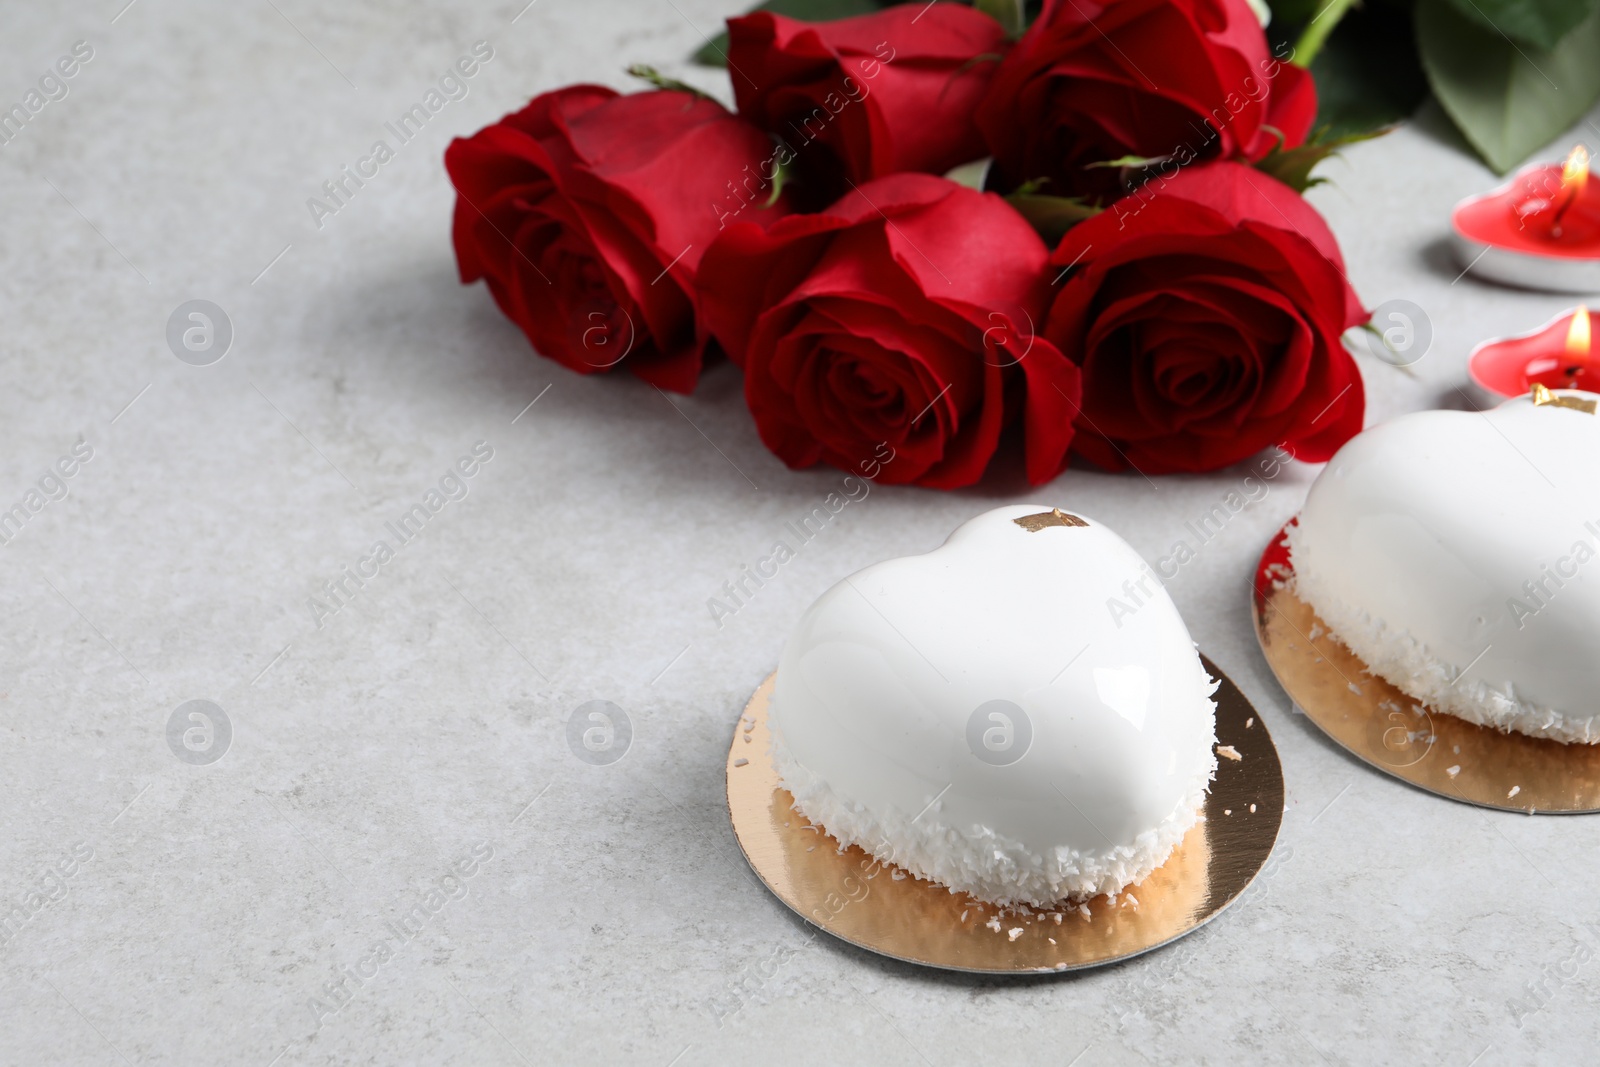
[0,1,1597,1063]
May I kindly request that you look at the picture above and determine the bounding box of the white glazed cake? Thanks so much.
[1288,389,1600,743]
[768,505,1218,907]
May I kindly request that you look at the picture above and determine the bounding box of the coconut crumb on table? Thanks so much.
[733,758,748,767]
[1008,928,1024,941]
[1446,765,1461,778]
[1509,786,1521,798]
[960,910,968,922]
[1245,717,1254,729]
[1224,809,1232,816]
[986,917,1002,932]
[1048,937,1056,945]
[1216,744,1242,761]
[1249,803,1257,813]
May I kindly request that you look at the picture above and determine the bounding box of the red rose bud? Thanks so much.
[727,4,1006,208]
[700,174,1081,490]
[977,0,1317,203]
[445,85,790,393]
[1044,161,1368,474]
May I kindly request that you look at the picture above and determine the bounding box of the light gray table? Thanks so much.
[1,1,1595,1063]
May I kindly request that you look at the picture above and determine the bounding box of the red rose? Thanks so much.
[727,4,1006,208]
[1043,161,1367,473]
[699,173,1081,489]
[976,0,1316,203]
[445,86,789,393]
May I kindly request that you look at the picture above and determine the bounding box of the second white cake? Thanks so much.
[1288,390,1600,743]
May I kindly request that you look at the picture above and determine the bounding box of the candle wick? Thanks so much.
[1552,190,1580,235]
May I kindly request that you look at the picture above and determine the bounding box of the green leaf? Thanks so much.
[691,0,892,66]
[943,158,991,190]
[1005,193,1100,244]
[766,155,797,206]
[626,64,714,99]
[1082,154,1171,170]
[1306,0,1430,139]
[1438,0,1600,51]
[1358,321,1422,378]
[973,0,1025,36]
[1418,0,1600,173]
[1254,125,1394,192]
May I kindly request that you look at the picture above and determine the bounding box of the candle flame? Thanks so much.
[1568,305,1592,362]
[1563,145,1590,199]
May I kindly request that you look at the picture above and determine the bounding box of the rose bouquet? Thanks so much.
[445,0,1372,488]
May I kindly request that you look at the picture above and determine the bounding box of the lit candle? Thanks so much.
[1453,146,1600,293]
[1469,305,1595,397]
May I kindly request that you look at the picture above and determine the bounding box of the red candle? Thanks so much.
[1469,305,1594,397]
[1452,147,1600,292]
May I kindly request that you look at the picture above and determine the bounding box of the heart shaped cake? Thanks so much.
[1288,389,1600,742]
[768,505,1218,907]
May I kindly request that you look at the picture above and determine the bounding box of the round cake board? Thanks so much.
[1254,519,1600,814]
[725,658,1284,974]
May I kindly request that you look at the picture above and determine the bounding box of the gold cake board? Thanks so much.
[726,660,1283,973]
[1254,520,1600,814]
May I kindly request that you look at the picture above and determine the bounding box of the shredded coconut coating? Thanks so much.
[770,715,1215,908]
[1288,522,1600,744]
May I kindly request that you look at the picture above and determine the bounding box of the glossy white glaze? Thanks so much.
[1289,391,1600,741]
[769,505,1217,905]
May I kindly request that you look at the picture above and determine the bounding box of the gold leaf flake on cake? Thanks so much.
[1013,508,1089,532]
[1530,382,1598,414]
